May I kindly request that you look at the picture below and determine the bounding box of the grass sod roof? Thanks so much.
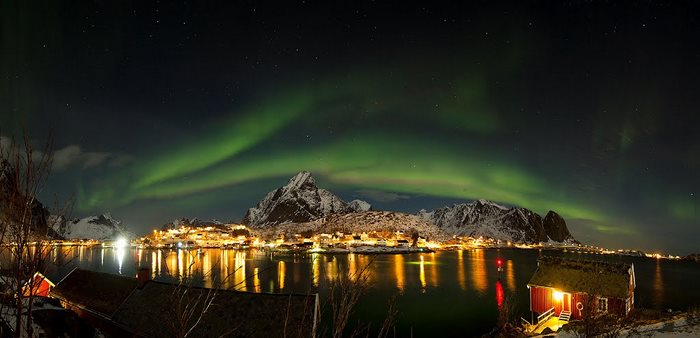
[50,268,138,316]
[527,256,633,299]
[50,268,318,338]
[111,280,317,338]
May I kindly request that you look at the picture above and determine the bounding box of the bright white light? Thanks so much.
[553,290,564,302]
[115,238,128,248]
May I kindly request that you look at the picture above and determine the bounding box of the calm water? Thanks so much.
[40,247,700,337]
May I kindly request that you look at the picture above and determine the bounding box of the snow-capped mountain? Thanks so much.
[242,171,575,244]
[52,214,134,240]
[242,171,372,227]
[418,200,576,243]
[348,199,372,212]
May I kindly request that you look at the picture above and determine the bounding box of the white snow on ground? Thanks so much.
[553,315,700,338]
[617,316,700,337]
[0,305,47,338]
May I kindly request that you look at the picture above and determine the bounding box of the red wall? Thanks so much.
[22,275,52,297]
[529,286,554,314]
[570,292,587,319]
[530,286,629,320]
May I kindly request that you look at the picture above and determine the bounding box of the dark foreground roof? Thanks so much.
[50,268,137,315]
[527,256,634,298]
[51,268,318,338]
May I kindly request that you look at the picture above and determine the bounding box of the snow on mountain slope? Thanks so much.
[242,171,371,227]
[320,211,445,239]
[240,172,574,244]
[53,214,134,240]
[418,200,576,243]
[348,199,372,212]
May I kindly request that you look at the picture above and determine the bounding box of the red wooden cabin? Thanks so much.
[527,256,635,321]
[22,272,55,297]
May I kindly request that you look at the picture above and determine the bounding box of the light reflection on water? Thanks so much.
[31,246,700,337]
[277,260,285,291]
[470,248,488,293]
[115,247,125,274]
[506,259,516,291]
[393,254,405,292]
[430,252,438,287]
[457,249,466,291]
[419,255,426,290]
[653,259,664,309]
[312,253,320,287]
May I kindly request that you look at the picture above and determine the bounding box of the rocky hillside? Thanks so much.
[418,200,576,243]
[320,211,444,238]
[161,217,227,230]
[242,171,371,227]
[683,254,700,262]
[0,158,55,238]
[52,214,134,240]
[543,210,575,242]
[257,210,446,240]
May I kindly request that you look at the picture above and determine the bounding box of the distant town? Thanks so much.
[51,222,683,260]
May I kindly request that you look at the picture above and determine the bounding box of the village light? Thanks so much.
[116,237,128,249]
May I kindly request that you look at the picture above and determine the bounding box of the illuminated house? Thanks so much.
[527,256,635,321]
[22,272,55,297]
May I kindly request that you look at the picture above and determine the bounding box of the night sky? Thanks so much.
[2,1,698,254]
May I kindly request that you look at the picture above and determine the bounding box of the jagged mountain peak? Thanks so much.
[242,171,371,227]
[285,171,316,190]
[348,199,372,212]
[475,199,509,210]
[543,210,575,242]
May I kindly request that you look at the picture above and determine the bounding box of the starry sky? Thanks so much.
[1,1,698,254]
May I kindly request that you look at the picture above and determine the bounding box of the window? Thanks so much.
[597,297,608,313]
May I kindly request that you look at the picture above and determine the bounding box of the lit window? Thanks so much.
[597,297,608,312]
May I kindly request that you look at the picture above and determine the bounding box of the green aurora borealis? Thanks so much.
[2,1,698,253]
[78,70,680,246]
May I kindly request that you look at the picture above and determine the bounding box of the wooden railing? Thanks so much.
[536,307,555,324]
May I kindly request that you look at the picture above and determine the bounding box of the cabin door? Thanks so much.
[562,293,572,313]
